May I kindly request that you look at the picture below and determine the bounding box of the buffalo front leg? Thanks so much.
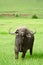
[22,51,26,58]
[15,48,19,59]
[15,51,19,59]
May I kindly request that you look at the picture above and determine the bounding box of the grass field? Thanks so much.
[0,18,43,65]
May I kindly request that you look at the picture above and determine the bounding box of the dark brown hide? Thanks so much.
[14,27,35,59]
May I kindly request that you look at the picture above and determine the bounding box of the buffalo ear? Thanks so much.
[15,29,19,35]
[26,34,31,38]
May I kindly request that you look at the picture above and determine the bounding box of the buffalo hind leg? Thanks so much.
[30,48,32,55]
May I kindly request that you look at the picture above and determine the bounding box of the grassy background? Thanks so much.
[0,0,43,11]
[0,18,43,65]
[0,0,43,18]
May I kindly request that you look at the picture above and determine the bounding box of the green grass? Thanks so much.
[0,18,43,65]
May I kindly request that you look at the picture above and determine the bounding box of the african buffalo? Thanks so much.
[9,27,36,59]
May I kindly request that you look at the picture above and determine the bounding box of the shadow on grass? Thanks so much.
[25,53,43,59]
